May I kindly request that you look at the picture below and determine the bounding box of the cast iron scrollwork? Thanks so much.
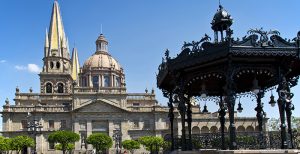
[181,34,211,51]
[247,28,280,47]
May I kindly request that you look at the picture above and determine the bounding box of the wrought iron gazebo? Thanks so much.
[157,5,300,151]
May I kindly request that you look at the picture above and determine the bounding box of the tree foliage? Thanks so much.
[0,136,10,152]
[48,131,80,154]
[122,140,140,154]
[138,136,164,153]
[86,133,112,154]
[10,136,34,154]
[55,143,75,152]
[268,117,300,131]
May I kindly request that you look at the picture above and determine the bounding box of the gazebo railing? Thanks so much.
[164,131,300,151]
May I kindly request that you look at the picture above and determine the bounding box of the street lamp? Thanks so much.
[269,90,276,107]
[237,98,243,113]
[27,112,43,154]
[112,129,122,154]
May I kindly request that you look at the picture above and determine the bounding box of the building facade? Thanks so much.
[1,2,262,154]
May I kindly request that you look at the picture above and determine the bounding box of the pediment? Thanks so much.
[74,99,128,113]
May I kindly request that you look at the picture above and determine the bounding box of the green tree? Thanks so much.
[10,136,34,154]
[55,143,75,153]
[48,131,80,154]
[86,133,112,154]
[0,136,10,153]
[138,136,164,154]
[122,140,140,154]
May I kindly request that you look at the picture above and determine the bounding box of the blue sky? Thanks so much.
[0,0,299,119]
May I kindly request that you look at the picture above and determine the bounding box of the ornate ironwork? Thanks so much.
[157,3,300,152]
[164,131,300,151]
[247,28,280,47]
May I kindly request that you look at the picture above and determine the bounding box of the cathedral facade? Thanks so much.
[1,1,262,154]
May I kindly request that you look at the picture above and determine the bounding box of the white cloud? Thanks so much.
[15,64,41,73]
[0,60,6,63]
[15,65,27,70]
[28,64,41,73]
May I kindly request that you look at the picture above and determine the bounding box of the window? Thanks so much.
[92,76,99,88]
[104,75,110,87]
[56,61,60,69]
[46,83,52,93]
[144,120,150,129]
[57,83,64,93]
[82,77,87,87]
[115,77,121,87]
[60,120,66,130]
[133,103,140,106]
[79,121,86,130]
[21,120,28,129]
[50,61,54,69]
[133,120,139,129]
[49,120,54,129]
[49,142,55,150]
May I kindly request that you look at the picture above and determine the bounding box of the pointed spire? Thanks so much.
[71,48,80,81]
[48,1,68,57]
[45,29,49,48]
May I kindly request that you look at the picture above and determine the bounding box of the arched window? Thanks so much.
[50,61,54,69]
[115,77,121,87]
[210,126,218,133]
[192,126,200,134]
[201,126,209,133]
[92,76,99,88]
[237,126,246,132]
[46,83,52,93]
[82,77,87,87]
[246,126,255,132]
[57,83,64,93]
[56,62,60,69]
[104,75,110,87]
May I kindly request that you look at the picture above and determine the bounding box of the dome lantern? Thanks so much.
[211,5,233,43]
[96,34,108,53]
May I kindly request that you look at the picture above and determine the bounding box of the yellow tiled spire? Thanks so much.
[71,48,80,81]
[48,1,67,57]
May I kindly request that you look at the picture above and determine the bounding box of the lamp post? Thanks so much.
[27,112,43,154]
[113,129,122,154]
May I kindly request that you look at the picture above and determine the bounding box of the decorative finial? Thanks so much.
[16,86,19,93]
[5,98,9,105]
[101,24,103,34]
[145,88,148,93]
[151,88,155,94]
[29,87,33,93]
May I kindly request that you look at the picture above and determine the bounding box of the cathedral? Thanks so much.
[1,1,261,154]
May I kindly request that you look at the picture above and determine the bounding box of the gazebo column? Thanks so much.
[218,95,226,150]
[178,92,187,151]
[277,77,288,149]
[167,92,175,151]
[254,91,265,149]
[226,89,237,150]
[286,102,294,149]
[186,96,192,150]
[283,76,296,149]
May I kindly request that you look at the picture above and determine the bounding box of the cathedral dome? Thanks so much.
[82,34,123,71]
[83,51,122,71]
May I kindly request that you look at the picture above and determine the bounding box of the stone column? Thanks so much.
[120,120,129,140]
[87,120,93,150]
[108,121,114,137]
[74,120,81,150]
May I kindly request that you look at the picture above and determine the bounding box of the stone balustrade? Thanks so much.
[3,105,70,112]
[74,87,127,94]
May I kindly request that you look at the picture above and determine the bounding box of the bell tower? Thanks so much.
[39,1,73,94]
